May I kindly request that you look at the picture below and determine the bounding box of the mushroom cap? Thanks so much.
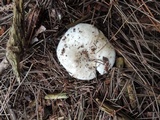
[56,23,116,80]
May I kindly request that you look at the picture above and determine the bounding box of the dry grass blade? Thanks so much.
[45,93,68,100]
[6,0,25,83]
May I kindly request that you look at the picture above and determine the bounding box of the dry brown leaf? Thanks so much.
[0,26,6,36]
[25,7,45,47]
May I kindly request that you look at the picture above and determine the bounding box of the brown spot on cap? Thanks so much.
[91,47,96,52]
[64,44,68,48]
[61,48,65,55]
[82,50,89,58]
[103,57,110,71]
[78,45,84,49]
[73,28,76,32]
[103,57,109,64]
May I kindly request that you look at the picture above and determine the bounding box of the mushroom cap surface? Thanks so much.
[56,23,116,80]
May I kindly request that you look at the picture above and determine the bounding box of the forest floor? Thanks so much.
[0,0,160,120]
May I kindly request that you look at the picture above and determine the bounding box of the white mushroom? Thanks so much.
[56,23,116,80]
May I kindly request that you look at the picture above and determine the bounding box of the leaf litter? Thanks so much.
[0,0,160,119]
